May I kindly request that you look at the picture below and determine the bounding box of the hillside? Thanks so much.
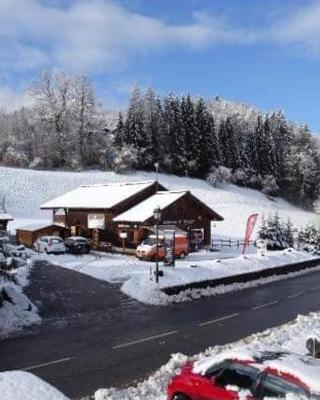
[0,167,317,238]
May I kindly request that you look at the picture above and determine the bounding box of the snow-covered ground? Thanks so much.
[0,166,318,238]
[94,310,320,400]
[0,263,41,337]
[37,249,317,305]
[0,371,69,400]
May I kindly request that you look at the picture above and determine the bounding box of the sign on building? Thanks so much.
[88,213,105,229]
[256,239,267,256]
[164,229,175,266]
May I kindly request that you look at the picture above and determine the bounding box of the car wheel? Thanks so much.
[173,394,190,400]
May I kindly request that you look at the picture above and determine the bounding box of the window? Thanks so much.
[215,362,260,391]
[259,374,308,398]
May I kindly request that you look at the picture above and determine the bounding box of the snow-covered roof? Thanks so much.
[0,213,13,221]
[193,350,320,393]
[113,191,187,223]
[17,222,65,231]
[41,181,157,210]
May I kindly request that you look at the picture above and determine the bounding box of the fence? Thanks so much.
[211,238,256,250]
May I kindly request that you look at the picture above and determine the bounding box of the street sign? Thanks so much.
[256,239,267,256]
[164,229,175,266]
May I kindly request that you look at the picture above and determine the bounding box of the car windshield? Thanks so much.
[50,238,62,244]
[142,238,156,246]
[75,239,87,244]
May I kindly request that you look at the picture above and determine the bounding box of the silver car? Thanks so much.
[34,236,66,254]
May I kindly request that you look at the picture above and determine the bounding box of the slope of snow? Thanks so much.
[0,371,69,400]
[0,166,317,238]
[94,311,320,400]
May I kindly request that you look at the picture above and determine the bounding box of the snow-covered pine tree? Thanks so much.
[181,94,198,175]
[162,94,186,175]
[143,87,165,169]
[218,117,239,170]
[124,85,149,169]
[113,112,125,150]
[194,97,218,177]
[283,219,294,248]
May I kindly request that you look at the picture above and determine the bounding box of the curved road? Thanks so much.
[1,261,320,399]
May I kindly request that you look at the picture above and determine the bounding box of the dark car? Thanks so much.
[65,236,90,254]
[167,350,320,400]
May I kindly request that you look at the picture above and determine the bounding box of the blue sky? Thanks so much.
[1,0,320,131]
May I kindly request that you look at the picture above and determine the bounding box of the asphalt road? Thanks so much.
[1,260,320,399]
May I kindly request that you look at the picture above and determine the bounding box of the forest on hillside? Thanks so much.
[0,70,319,208]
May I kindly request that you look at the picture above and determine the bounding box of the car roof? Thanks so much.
[67,236,88,240]
[192,350,320,393]
[40,236,62,239]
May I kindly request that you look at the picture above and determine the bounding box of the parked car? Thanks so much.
[65,236,90,254]
[167,350,320,399]
[33,236,66,254]
[136,234,188,261]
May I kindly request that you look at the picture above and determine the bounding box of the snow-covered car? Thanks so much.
[33,236,66,254]
[167,350,320,399]
[64,236,90,254]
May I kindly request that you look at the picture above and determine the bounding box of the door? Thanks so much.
[200,362,260,400]
[257,373,308,399]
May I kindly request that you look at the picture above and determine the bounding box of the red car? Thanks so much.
[167,350,320,399]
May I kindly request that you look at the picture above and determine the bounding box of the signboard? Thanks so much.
[256,239,267,256]
[88,213,105,229]
[119,231,127,239]
[164,229,175,267]
[243,213,258,255]
[71,225,76,236]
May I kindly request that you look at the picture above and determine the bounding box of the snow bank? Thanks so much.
[0,264,40,336]
[0,166,317,238]
[121,249,317,305]
[0,371,69,400]
[94,311,320,400]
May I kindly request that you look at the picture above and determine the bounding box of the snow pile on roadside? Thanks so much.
[0,263,40,336]
[121,249,317,305]
[94,311,320,400]
[0,166,317,238]
[0,371,69,400]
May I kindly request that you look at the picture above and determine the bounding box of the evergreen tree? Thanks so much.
[218,117,239,170]
[162,94,186,175]
[194,97,218,177]
[181,94,198,175]
[124,85,149,169]
[113,112,125,150]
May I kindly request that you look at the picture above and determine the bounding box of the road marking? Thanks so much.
[112,330,178,350]
[198,313,239,327]
[311,286,320,290]
[287,291,305,299]
[252,300,279,311]
[22,357,73,371]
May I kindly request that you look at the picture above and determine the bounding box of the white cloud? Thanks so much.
[0,0,255,73]
[270,1,320,55]
[0,87,33,112]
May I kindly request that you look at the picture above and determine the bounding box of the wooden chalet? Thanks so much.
[113,191,224,247]
[40,181,167,247]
